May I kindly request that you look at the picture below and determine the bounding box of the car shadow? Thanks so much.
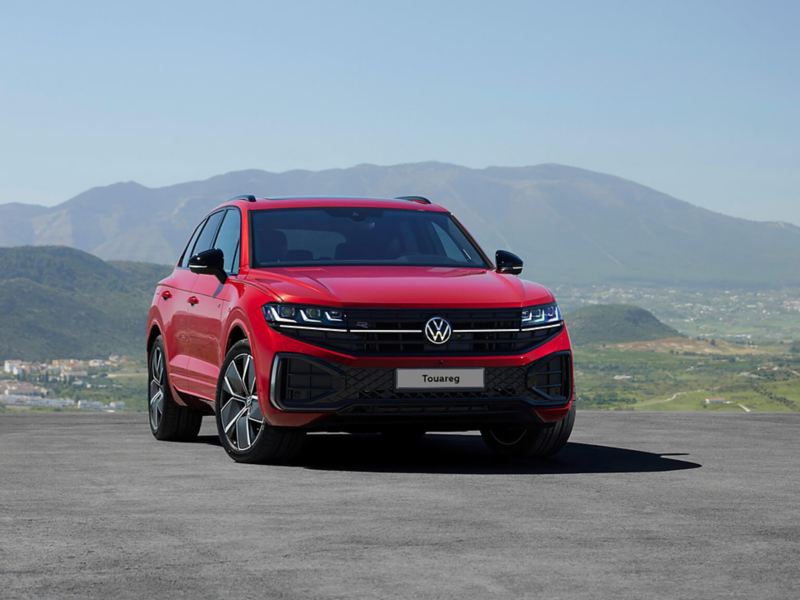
[195,432,701,474]
[197,434,222,447]
[299,433,701,474]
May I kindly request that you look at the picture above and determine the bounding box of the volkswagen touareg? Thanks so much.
[146,195,575,463]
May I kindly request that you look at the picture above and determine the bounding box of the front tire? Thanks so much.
[148,336,202,441]
[215,340,306,464]
[481,403,575,458]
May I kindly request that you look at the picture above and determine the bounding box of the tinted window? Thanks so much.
[213,209,241,274]
[250,207,487,268]
[191,211,225,257]
[179,221,204,267]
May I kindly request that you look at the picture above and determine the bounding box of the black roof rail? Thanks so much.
[229,194,257,202]
[395,195,432,205]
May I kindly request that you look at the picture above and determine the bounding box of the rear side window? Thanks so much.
[212,209,241,274]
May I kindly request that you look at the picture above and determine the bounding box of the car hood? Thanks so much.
[245,266,554,308]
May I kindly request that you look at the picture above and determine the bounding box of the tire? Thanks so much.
[148,336,202,441]
[480,403,575,458]
[215,340,306,464]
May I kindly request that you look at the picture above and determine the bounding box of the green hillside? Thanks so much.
[566,304,679,346]
[0,247,170,360]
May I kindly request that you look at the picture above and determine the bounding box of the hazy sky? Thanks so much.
[1,0,798,224]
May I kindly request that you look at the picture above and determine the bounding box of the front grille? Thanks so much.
[271,352,572,412]
[273,308,562,356]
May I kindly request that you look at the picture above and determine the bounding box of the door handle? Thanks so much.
[188,296,199,306]
[160,290,172,300]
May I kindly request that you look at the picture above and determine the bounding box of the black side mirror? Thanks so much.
[495,250,523,275]
[189,248,227,284]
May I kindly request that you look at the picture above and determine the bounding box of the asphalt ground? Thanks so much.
[1,411,798,599]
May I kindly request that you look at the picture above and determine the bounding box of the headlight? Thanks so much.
[521,303,562,328]
[264,303,346,329]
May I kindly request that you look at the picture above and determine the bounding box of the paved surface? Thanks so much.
[1,412,798,599]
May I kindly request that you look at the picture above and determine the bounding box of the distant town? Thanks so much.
[1,356,135,411]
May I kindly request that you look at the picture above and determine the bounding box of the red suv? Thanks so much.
[147,195,575,463]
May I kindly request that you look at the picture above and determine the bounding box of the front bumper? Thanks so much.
[250,318,575,429]
[267,350,572,431]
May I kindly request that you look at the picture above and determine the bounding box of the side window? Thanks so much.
[190,211,225,257]
[213,209,241,274]
[179,220,205,268]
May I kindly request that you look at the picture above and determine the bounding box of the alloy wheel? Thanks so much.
[220,353,263,451]
[149,347,165,431]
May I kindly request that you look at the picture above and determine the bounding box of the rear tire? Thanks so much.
[481,403,575,458]
[215,340,306,464]
[148,336,202,441]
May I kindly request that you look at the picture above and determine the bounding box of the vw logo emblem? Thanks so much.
[424,316,452,345]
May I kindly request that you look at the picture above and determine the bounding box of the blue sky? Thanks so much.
[1,0,798,224]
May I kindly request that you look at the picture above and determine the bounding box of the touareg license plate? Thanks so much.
[395,368,485,390]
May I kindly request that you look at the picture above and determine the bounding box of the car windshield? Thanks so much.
[249,207,488,268]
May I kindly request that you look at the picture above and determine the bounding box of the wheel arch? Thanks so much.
[226,323,249,352]
[147,322,162,353]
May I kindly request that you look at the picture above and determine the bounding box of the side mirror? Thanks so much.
[189,248,227,284]
[495,250,523,275]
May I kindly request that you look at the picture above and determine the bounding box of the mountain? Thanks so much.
[566,304,680,346]
[1,162,799,286]
[0,247,170,361]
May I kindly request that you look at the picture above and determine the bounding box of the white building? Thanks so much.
[4,360,24,375]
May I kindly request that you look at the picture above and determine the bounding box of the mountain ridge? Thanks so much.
[8,162,799,228]
[1,162,799,286]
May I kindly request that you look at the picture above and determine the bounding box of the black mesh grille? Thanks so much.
[273,308,562,356]
[272,352,572,411]
[276,357,343,404]
[527,352,572,402]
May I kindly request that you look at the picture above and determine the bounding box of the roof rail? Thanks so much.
[229,194,257,202]
[395,195,432,205]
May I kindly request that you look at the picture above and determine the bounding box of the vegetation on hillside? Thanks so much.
[575,342,800,412]
[565,304,679,346]
[1,247,798,413]
[0,246,170,361]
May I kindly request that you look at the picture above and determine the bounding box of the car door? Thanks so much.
[185,208,240,400]
[157,220,206,393]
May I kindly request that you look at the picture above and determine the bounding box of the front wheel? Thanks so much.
[215,340,306,464]
[481,404,575,458]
